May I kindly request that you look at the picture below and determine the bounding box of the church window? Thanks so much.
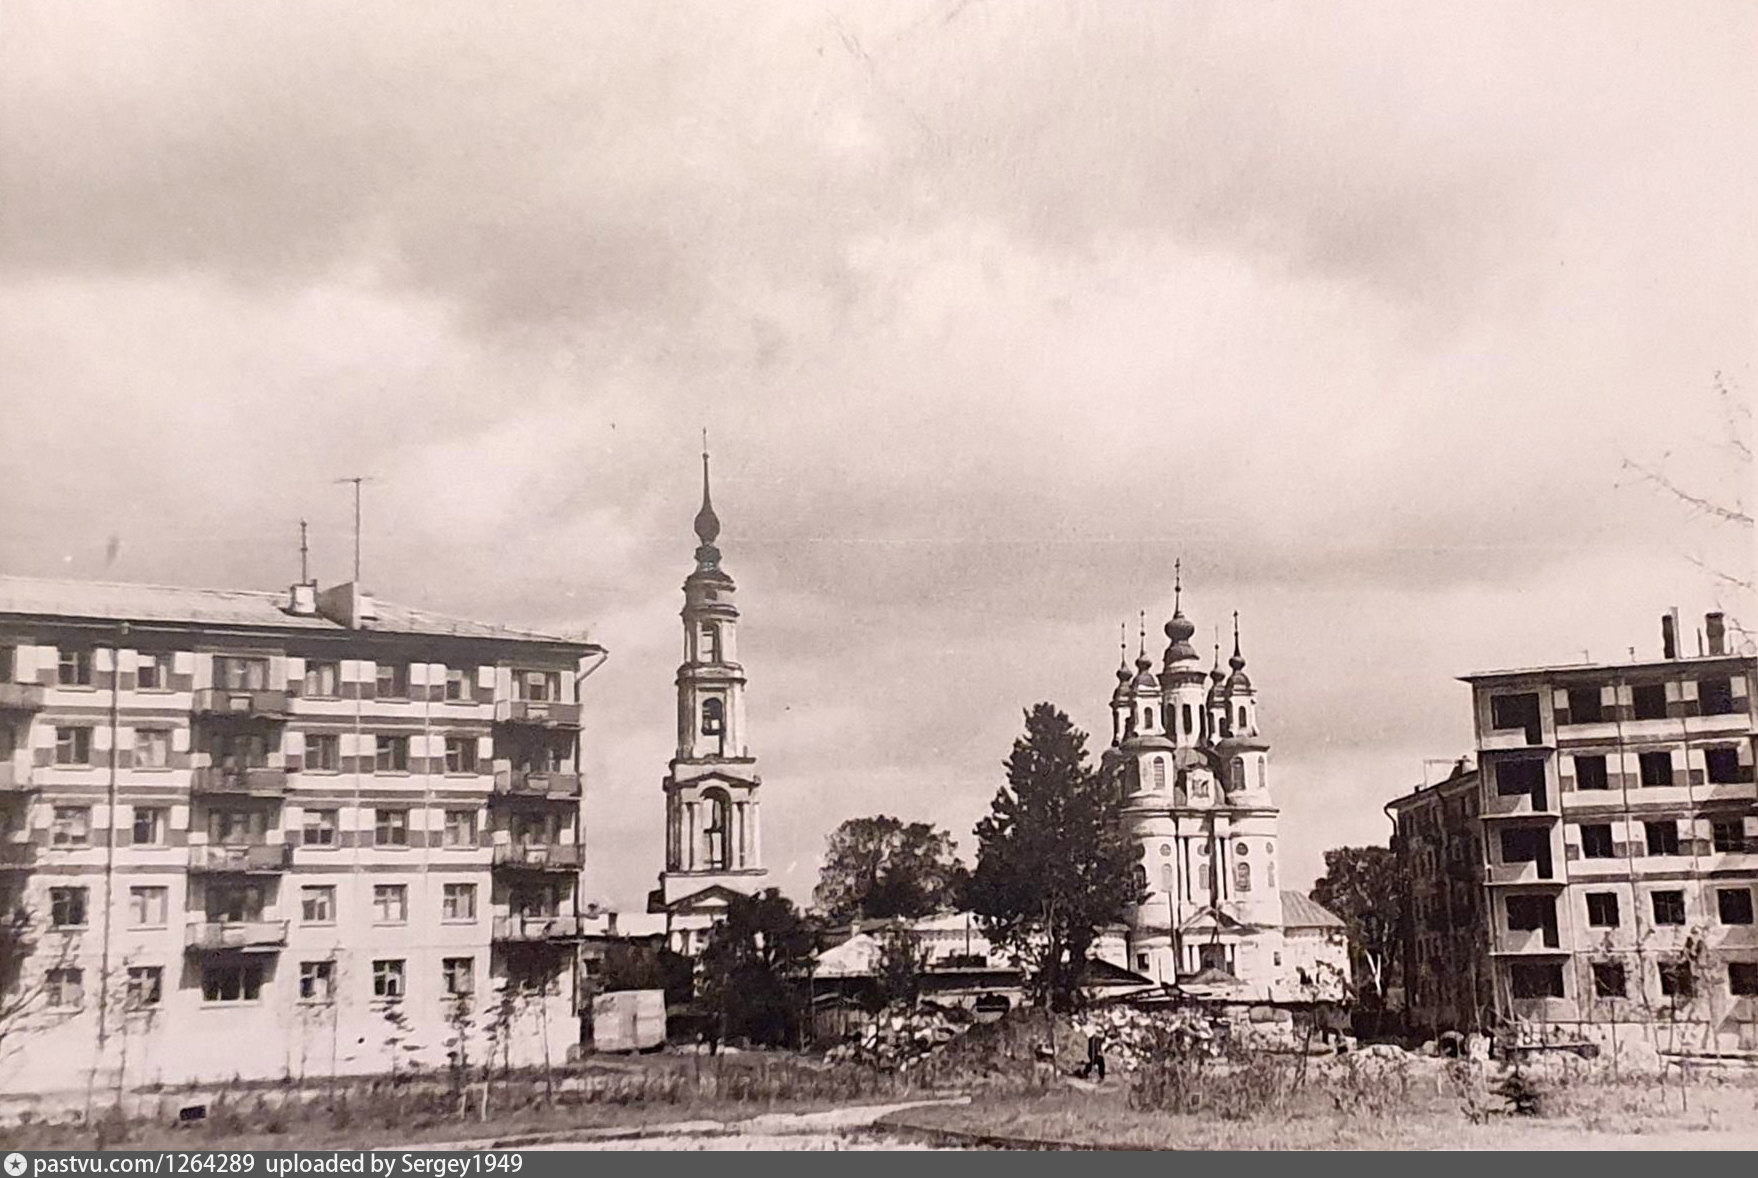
[1132,865,1149,894]
[703,790,731,871]
[1193,777,1210,800]
[1237,706,1248,730]
[1159,843,1171,857]
[1257,759,1266,790]
[701,697,724,736]
[1235,861,1252,893]
[1161,864,1175,892]
[1267,861,1276,887]
[1144,707,1156,731]
[1231,757,1245,790]
[1235,841,1248,857]
[1181,704,1193,734]
[1151,758,1166,791]
[700,624,719,662]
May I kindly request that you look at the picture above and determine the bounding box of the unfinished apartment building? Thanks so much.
[0,575,601,1096]
[1452,611,1757,1052]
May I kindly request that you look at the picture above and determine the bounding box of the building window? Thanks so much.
[374,808,409,847]
[1151,758,1166,791]
[1705,747,1745,785]
[442,883,477,922]
[1718,888,1754,926]
[1564,687,1603,724]
[1579,824,1615,859]
[128,886,168,928]
[1234,861,1251,893]
[1698,676,1735,716]
[304,734,340,773]
[699,625,719,663]
[443,957,475,997]
[1591,961,1626,998]
[300,960,336,1003]
[1658,959,1694,999]
[701,697,724,736]
[374,663,409,699]
[134,728,171,769]
[703,790,731,870]
[131,807,167,846]
[1573,755,1609,790]
[126,966,163,1009]
[45,967,84,1008]
[1731,963,1758,997]
[442,810,476,848]
[1496,759,1546,799]
[1585,892,1620,928]
[54,728,92,767]
[51,806,91,848]
[1638,751,1674,787]
[301,885,336,924]
[1651,890,1687,926]
[444,667,468,701]
[57,649,93,687]
[1632,683,1668,721]
[207,883,264,924]
[374,735,410,774]
[444,737,478,775]
[373,884,408,924]
[135,653,174,690]
[1508,962,1565,999]
[514,670,559,702]
[1506,894,1553,931]
[213,731,269,771]
[1490,692,1540,732]
[303,808,338,847]
[372,959,406,1001]
[303,661,340,698]
[1712,819,1748,854]
[213,657,269,691]
[208,808,264,846]
[1644,821,1680,857]
[202,962,264,1003]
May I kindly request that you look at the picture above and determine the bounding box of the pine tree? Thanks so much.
[967,703,1135,1012]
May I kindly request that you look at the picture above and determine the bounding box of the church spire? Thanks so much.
[693,431,723,571]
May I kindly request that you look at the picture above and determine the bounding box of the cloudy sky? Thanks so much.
[2,1,1753,916]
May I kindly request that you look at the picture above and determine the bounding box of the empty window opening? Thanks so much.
[1705,747,1747,784]
[1591,962,1627,999]
[1730,963,1758,997]
[1644,821,1680,857]
[1638,751,1674,787]
[1490,693,1541,741]
[1573,755,1609,791]
[701,697,725,737]
[1658,959,1694,999]
[1508,962,1565,999]
[1579,824,1615,858]
[1565,687,1604,724]
[1698,676,1735,716]
[1718,888,1754,926]
[1632,684,1668,721]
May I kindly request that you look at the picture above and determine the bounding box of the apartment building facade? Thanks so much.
[1387,761,1492,1036]
[1456,612,1757,1052]
[0,575,602,1095]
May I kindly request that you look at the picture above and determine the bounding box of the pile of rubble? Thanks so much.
[821,1004,968,1068]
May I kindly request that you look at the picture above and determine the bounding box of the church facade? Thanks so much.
[647,450,768,954]
[1100,572,1349,1002]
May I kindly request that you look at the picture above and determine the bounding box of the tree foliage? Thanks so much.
[1309,845,1404,1005]
[697,888,815,1047]
[812,815,967,923]
[871,927,931,1013]
[966,703,1136,1012]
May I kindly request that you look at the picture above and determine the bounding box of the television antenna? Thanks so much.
[333,476,376,584]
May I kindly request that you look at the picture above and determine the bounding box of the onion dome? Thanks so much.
[1130,614,1160,692]
[693,441,723,572]
[1111,628,1133,705]
[1161,560,1200,666]
[1208,642,1228,699]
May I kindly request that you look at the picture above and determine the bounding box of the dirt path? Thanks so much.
[519,1098,973,1151]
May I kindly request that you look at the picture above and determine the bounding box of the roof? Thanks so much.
[0,575,597,648]
[1280,891,1345,930]
[1384,765,1480,813]
[1458,651,1753,683]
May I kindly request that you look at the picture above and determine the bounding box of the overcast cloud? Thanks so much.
[2,1,1754,914]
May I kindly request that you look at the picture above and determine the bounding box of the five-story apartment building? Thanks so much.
[0,575,602,1095]
[1460,611,1757,1053]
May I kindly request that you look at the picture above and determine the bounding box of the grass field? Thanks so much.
[878,1069,1758,1150]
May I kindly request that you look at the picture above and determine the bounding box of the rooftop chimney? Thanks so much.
[287,582,319,616]
[1661,609,1680,660]
[1707,612,1727,656]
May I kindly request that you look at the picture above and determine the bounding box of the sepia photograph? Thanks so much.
[0,0,1753,1154]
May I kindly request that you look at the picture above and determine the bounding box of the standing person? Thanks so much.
[1081,1029,1107,1081]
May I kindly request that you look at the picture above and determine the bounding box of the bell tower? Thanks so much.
[649,440,767,954]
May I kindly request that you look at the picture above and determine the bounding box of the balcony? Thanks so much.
[493,768,583,799]
[494,699,582,730]
[1492,928,1564,955]
[1482,790,1556,819]
[492,843,584,872]
[191,688,290,720]
[184,920,289,952]
[492,914,583,942]
[1485,861,1562,886]
[0,843,36,870]
[0,762,29,791]
[0,684,45,712]
[191,766,289,797]
[188,843,293,873]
